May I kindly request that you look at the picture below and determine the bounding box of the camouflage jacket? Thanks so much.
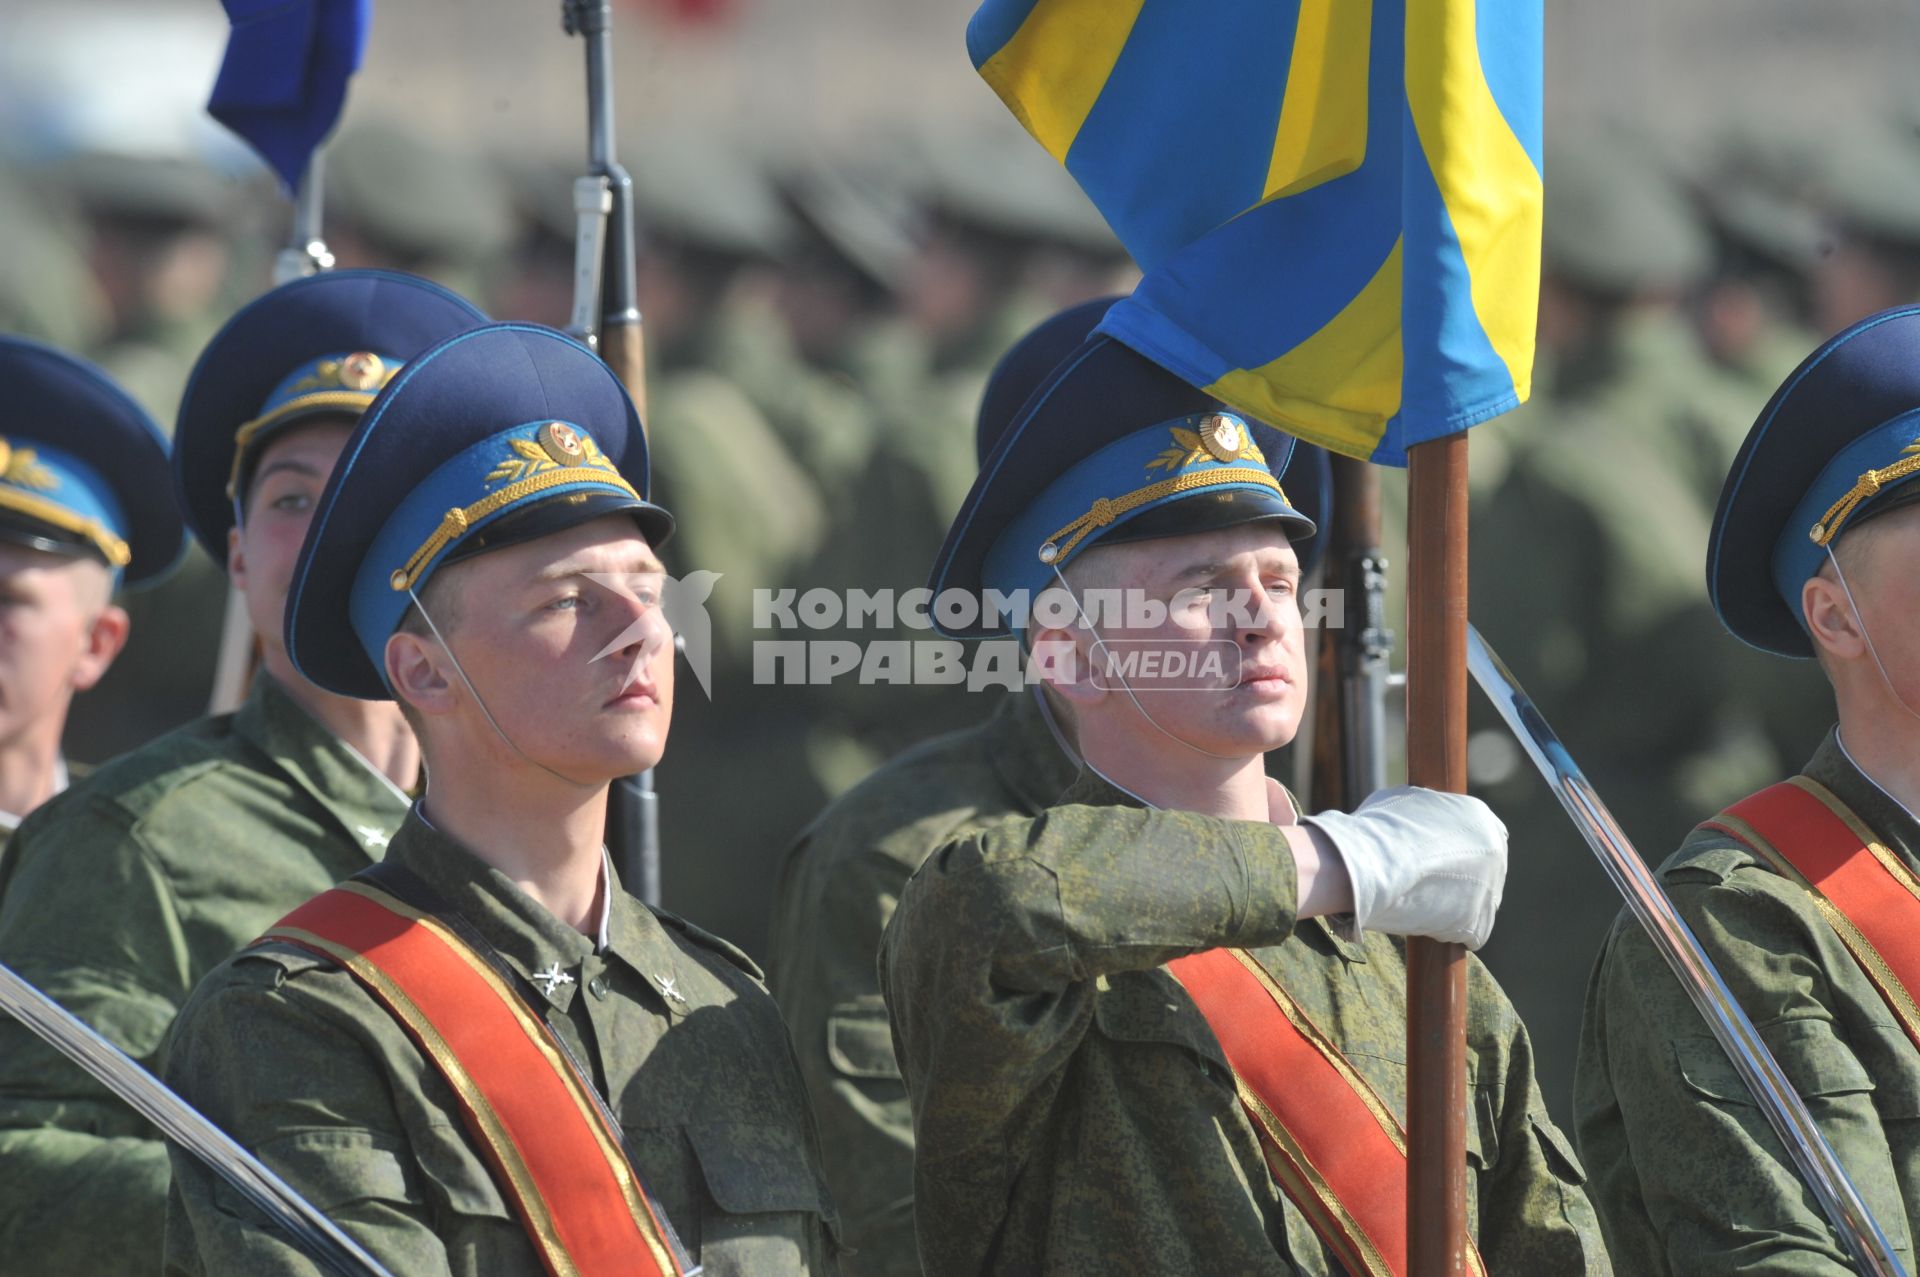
[768,689,1077,1275]
[163,808,838,1277]
[0,673,403,1276]
[1577,729,1920,1274]
[881,770,1609,1276]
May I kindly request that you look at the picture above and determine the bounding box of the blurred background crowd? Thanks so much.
[3,0,1918,1125]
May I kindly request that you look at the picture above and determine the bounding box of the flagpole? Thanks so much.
[1404,431,1471,1276]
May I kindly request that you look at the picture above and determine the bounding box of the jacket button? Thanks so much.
[589,976,610,1000]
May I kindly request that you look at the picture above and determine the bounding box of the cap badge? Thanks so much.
[485,425,617,487]
[1146,415,1263,475]
[0,439,59,492]
[337,351,387,392]
[539,421,585,464]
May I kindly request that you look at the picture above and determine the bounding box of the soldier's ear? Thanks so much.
[1029,623,1105,709]
[386,631,456,719]
[1802,572,1867,667]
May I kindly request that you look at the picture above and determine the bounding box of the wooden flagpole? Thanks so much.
[1404,431,1471,1275]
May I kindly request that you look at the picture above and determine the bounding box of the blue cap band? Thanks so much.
[982,411,1295,604]
[1773,410,1920,629]
[349,418,640,673]
[0,435,133,571]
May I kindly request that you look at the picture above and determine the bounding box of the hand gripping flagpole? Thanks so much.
[1468,624,1907,1277]
[0,961,393,1277]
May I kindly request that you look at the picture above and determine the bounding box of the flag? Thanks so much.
[967,0,1543,465]
[208,0,371,192]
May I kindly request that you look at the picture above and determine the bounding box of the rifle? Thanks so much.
[209,159,336,716]
[1469,625,1906,1277]
[559,0,659,905]
[1308,454,1393,811]
[0,960,391,1277]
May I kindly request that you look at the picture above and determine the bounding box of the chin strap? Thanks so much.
[1046,564,1241,762]
[1824,546,1920,729]
[406,584,598,790]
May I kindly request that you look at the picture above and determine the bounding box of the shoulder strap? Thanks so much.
[1167,947,1487,1277]
[260,879,692,1277]
[1705,776,1920,1051]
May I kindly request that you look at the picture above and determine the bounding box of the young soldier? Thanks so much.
[0,271,485,1274]
[1577,305,1920,1271]
[164,322,835,1275]
[880,332,1609,1274]
[0,338,181,849]
[767,297,1330,1274]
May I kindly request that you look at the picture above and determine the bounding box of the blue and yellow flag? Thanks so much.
[968,0,1542,465]
[208,0,371,192]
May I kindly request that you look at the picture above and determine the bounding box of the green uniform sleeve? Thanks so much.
[1576,863,1910,1275]
[879,803,1297,1195]
[1463,959,1613,1274]
[769,839,920,1277]
[0,799,188,1277]
[162,959,456,1277]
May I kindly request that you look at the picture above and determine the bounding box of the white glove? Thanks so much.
[1300,786,1508,949]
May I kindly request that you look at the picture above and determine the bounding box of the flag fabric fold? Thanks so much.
[208,0,371,192]
[968,0,1543,465]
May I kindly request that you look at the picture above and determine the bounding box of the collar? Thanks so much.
[234,672,410,859]
[991,686,1083,813]
[392,806,688,1015]
[1055,765,1365,962]
[1816,728,1920,872]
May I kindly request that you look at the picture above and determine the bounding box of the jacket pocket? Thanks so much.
[1674,1020,1875,1104]
[826,1003,901,1081]
[686,1120,832,1276]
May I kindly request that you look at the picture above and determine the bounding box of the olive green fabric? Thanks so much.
[0,673,404,1277]
[768,689,1078,1275]
[881,770,1608,1276]
[163,808,839,1277]
[1577,730,1920,1274]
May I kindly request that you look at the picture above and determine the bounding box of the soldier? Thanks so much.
[0,338,182,847]
[770,296,1335,1274]
[879,329,1606,1274]
[163,321,835,1275]
[1576,306,1920,1271]
[0,270,486,1274]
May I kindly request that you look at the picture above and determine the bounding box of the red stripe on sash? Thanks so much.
[262,882,684,1277]
[1707,777,1920,1052]
[1167,947,1485,1277]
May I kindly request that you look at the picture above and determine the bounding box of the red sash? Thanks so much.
[1704,775,1920,1051]
[1167,947,1487,1277]
[261,880,686,1277]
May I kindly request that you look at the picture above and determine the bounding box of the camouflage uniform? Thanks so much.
[1576,732,1920,1274]
[164,810,838,1277]
[0,674,405,1275]
[881,771,1609,1276]
[767,689,1077,1274]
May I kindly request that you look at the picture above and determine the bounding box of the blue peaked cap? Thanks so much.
[933,330,1314,640]
[174,269,488,563]
[974,297,1332,577]
[1710,305,1920,658]
[0,337,184,587]
[208,0,370,191]
[287,323,674,700]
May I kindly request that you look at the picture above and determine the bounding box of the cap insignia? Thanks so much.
[1146,414,1264,475]
[0,440,59,492]
[486,427,618,487]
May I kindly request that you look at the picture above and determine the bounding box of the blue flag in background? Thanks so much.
[968,0,1543,465]
[208,0,370,191]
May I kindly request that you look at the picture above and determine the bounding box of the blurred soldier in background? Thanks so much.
[0,339,182,851]
[0,270,484,1275]
[52,150,242,421]
[327,122,517,306]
